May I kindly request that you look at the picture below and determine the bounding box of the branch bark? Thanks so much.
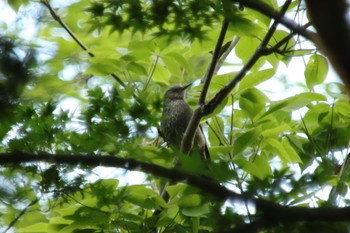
[2,152,350,228]
[0,152,255,203]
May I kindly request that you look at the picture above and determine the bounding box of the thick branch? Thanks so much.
[0,152,254,203]
[3,152,350,228]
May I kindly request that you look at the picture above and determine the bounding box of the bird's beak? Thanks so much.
[182,82,192,90]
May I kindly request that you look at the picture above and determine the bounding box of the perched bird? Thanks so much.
[161,84,210,161]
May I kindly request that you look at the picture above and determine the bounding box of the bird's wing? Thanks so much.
[196,125,211,161]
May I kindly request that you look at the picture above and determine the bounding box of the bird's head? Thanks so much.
[163,83,192,101]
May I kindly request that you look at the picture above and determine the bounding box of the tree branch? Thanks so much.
[203,0,291,116]
[3,198,39,233]
[236,0,316,43]
[2,152,350,228]
[199,19,230,105]
[259,22,312,56]
[41,0,126,88]
[0,152,254,203]
[181,19,229,154]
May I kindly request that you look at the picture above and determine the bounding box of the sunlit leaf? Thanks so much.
[262,92,327,118]
[239,87,269,118]
[238,68,275,91]
[233,127,262,156]
[304,54,329,90]
[17,223,48,233]
[182,204,210,217]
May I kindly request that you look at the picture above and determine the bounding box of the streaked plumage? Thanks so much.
[161,84,210,161]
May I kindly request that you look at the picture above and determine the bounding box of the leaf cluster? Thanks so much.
[86,0,223,40]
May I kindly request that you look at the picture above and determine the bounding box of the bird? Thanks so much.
[161,83,210,162]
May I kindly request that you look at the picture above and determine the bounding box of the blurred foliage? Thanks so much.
[0,37,35,120]
[0,0,350,232]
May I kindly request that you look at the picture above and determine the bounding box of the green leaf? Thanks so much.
[127,62,148,76]
[54,205,81,217]
[334,98,350,118]
[281,137,302,163]
[233,127,262,156]
[8,0,29,12]
[227,13,264,37]
[209,146,233,160]
[166,184,188,200]
[18,223,48,233]
[161,55,183,77]
[263,138,302,163]
[208,116,226,147]
[261,124,291,138]
[125,185,164,209]
[178,194,202,207]
[86,57,121,76]
[303,102,331,134]
[152,65,172,84]
[182,204,210,217]
[238,68,275,91]
[262,92,327,118]
[49,216,73,225]
[93,178,119,192]
[239,87,268,118]
[304,54,329,90]
[236,37,260,63]
[286,135,305,154]
[212,72,237,88]
[162,52,193,76]
[128,39,156,54]
[238,152,272,179]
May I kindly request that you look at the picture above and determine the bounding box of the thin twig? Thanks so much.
[143,55,159,92]
[3,199,39,233]
[41,0,126,87]
[41,0,93,56]
[260,22,312,56]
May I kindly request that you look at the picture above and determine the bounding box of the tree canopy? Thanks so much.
[1,0,350,232]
